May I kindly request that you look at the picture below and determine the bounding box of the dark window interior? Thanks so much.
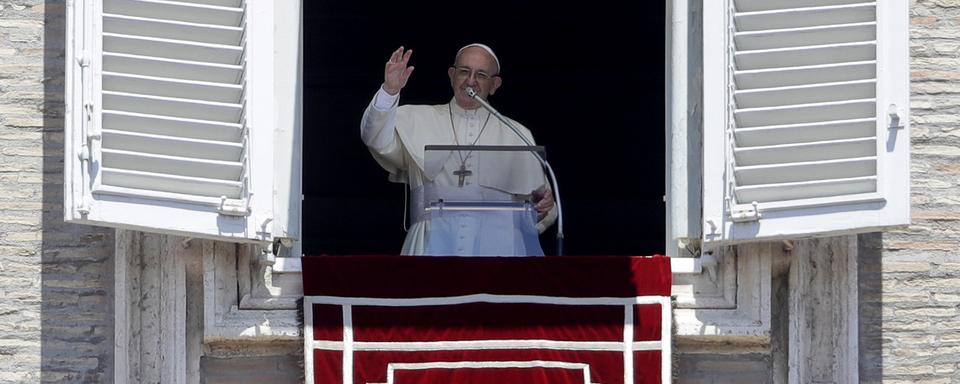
[303,1,666,256]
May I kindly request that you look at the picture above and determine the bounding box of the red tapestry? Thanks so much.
[302,256,672,384]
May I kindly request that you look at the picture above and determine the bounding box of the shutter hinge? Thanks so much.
[78,144,90,161]
[218,196,250,216]
[77,52,91,68]
[730,201,761,223]
[84,103,98,140]
[83,102,93,121]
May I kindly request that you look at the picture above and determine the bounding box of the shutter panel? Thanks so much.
[702,0,909,244]
[66,0,285,243]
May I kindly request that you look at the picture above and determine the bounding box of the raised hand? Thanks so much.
[383,46,414,95]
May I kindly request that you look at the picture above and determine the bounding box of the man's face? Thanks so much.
[448,47,502,110]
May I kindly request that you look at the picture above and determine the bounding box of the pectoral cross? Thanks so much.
[453,164,472,187]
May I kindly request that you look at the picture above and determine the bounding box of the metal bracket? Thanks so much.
[218,196,250,216]
[730,201,761,223]
[888,104,905,130]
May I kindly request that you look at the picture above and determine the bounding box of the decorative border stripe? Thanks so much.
[660,295,672,381]
[385,360,595,384]
[307,294,662,306]
[304,297,315,384]
[311,339,663,352]
[624,304,634,384]
[343,305,353,384]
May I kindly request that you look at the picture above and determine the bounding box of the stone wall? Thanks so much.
[200,355,303,384]
[873,0,960,382]
[0,0,114,382]
[675,352,773,383]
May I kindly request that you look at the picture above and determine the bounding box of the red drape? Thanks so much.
[303,255,671,384]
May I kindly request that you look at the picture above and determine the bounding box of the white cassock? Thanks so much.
[361,87,557,256]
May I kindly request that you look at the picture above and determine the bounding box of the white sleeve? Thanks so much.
[360,86,399,150]
[373,86,399,111]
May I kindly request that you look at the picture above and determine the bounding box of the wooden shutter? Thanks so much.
[66,0,289,242]
[702,0,909,244]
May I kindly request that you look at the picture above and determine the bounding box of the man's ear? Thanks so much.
[447,67,456,82]
[490,76,503,96]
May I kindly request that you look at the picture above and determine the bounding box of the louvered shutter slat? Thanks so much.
[104,0,244,26]
[735,176,877,203]
[103,92,242,122]
[735,41,875,70]
[102,130,242,161]
[735,3,876,31]
[735,99,875,127]
[104,53,242,83]
[102,168,242,197]
[733,137,875,166]
[735,0,866,13]
[733,118,875,147]
[734,22,875,51]
[180,0,242,7]
[734,79,875,108]
[103,111,242,142]
[102,149,243,179]
[103,34,243,64]
[735,157,876,185]
[103,14,243,45]
[103,72,243,103]
[735,61,875,89]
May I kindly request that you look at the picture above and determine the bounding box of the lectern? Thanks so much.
[419,145,546,256]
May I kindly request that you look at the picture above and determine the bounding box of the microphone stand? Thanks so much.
[466,88,565,256]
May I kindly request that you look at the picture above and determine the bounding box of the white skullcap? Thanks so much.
[456,43,500,74]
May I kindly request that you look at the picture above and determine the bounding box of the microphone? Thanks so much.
[465,87,565,256]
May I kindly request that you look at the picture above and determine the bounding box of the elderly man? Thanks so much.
[361,44,556,256]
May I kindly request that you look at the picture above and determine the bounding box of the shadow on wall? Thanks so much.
[859,232,884,382]
[41,0,116,382]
